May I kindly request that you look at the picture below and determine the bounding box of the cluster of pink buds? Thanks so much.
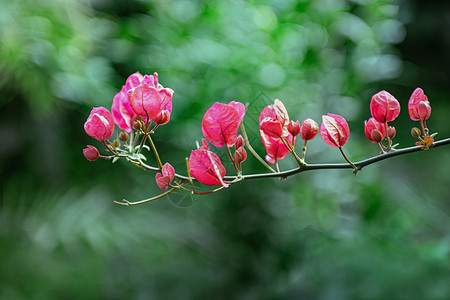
[83,71,443,206]
[364,90,400,153]
[363,88,434,153]
[408,88,434,149]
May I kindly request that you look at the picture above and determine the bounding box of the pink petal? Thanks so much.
[227,101,246,124]
[161,163,175,181]
[155,173,171,190]
[128,84,162,119]
[125,72,144,91]
[273,99,289,125]
[370,90,400,123]
[202,102,240,147]
[320,114,349,148]
[189,149,228,187]
[260,118,284,137]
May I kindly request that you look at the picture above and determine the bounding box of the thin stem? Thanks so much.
[280,136,305,167]
[226,145,240,173]
[114,187,176,206]
[302,140,308,160]
[338,146,357,171]
[384,121,392,151]
[147,133,163,169]
[185,157,196,193]
[240,123,276,173]
[377,142,385,154]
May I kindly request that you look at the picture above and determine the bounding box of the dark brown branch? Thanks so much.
[136,137,450,182]
[231,137,450,180]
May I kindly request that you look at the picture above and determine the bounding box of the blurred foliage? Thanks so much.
[1,0,449,299]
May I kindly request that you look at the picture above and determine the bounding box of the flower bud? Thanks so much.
[84,107,115,141]
[411,127,421,138]
[235,135,245,149]
[370,130,384,143]
[387,126,396,139]
[234,146,247,165]
[418,101,431,121]
[112,140,120,149]
[408,88,431,121]
[300,118,319,141]
[83,145,99,161]
[133,119,143,131]
[119,132,129,142]
[364,117,385,143]
[287,120,301,137]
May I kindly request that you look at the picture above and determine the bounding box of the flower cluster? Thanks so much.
[83,71,438,206]
[363,88,434,152]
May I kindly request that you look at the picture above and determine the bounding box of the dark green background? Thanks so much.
[1,0,449,299]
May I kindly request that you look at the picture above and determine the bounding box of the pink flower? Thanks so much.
[320,113,349,148]
[111,85,135,132]
[127,73,174,121]
[259,99,290,138]
[408,88,431,121]
[259,99,295,163]
[364,117,386,143]
[155,163,175,190]
[83,145,99,161]
[201,101,246,147]
[189,148,228,187]
[300,118,319,141]
[370,90,400,123]
[84,107,115,141]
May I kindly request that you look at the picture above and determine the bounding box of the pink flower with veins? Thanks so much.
[259,99,295,164]
[84,107,115,141]
[320,113,349,148]
[408,88,431,121]
[364,117,386,143]
[127,73,174,121]
[370,90,400,123]
[201,101,246,147]
[155,163,175,190]
[189,146,228,187]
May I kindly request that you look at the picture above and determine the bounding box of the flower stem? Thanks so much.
[147,133,163,169]
[338,146,357,171]
[226,145,240,174]
[240,123,276,173]
[114,187,176,206]
[384,121,392,151]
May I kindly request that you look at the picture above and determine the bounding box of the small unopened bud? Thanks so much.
[119,132,129,142]
[83,145,99,161]
[235,135,245,149]
[370,129,383,143]
[411,127,421,138]
[300,118,319,141]
[387,126,396,139]
[112,140,120,149]
[234,147,247,165]
[288,120,301,137]
[131,115,143,131]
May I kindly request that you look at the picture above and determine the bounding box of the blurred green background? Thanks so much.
[1,0,449,299]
